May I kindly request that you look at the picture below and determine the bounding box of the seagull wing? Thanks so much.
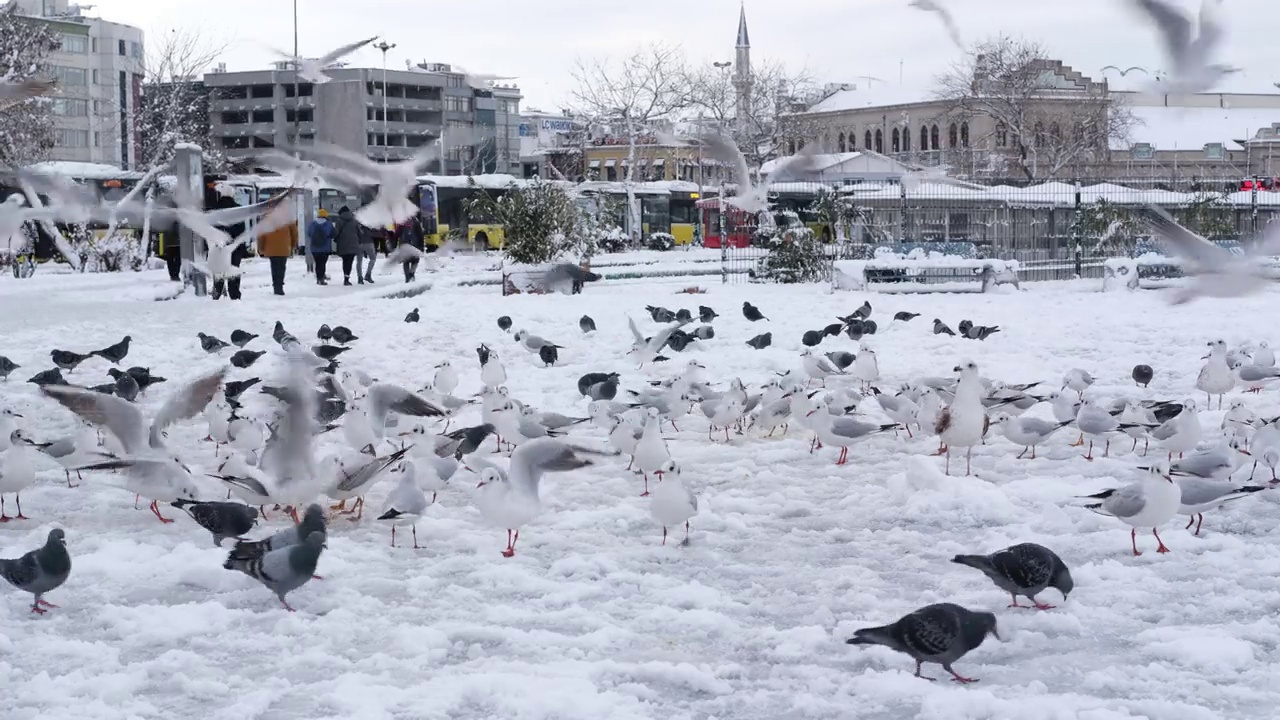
[367,383,446,429]
[315,36,379,67]
[384,244,425,266]
[509,438,595,495]
[700,133,755,196]
[149,367,228,447]
[1145,205,1229,267]
[627,315,645,345]
[40,385,148,455]
[1130,0,1193,60]
[1101,481,1148,519]
[289,141,383,182]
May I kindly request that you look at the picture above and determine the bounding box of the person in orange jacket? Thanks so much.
[257,204,300,296]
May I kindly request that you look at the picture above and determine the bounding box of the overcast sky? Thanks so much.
[88,0,1278,110]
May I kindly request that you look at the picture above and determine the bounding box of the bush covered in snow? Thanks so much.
[646,232,676,252]
[65,226,145,273]
[467,179,586,265]
[756,225,829,284]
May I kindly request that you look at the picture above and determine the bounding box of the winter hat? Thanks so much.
[317,209,328,218]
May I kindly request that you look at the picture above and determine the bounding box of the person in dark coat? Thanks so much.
[307,209,335,285]
[210,187,247,300]
[333,206,363,286]
[395,215,425,283]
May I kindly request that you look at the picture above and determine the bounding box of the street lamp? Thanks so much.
[373,40,397,163]
[712,61,732,283]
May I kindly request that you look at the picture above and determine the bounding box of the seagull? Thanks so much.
[1062,368,1095,399]
[627,316,686,367]
[801,348,845,387]
[272,36,379,84]
[633,408,672,494]
[990,414,1073,459]
[1168,437,1250,481]
[1101,65,1150,77]
[1143,204,1280,304]
[326,446,411,520]
[287,141,440,228]
[24,427,113,488]
[1152,399,1202,461]
[808,401,898,465]
[1081,464,1181,555]
[1075,399,1135,461]
[649,462,696,546]
[377,463,430,548]
[432,361,459,396]
[1233,361,1280,395]
[1196,339,1234,409]
[469,439,596,557]
[513,330,563,355]
[699,134,816,213]
[0,431,36,520]
[1176,476,1267,536]
[1127,0,1239,94]
[936,361,986,475]
[908,0,964,49]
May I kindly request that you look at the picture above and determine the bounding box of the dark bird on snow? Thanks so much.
[539,345,558,366]
[476,343,491,367]
[404,308,420,323]
[1133,364,1154,388]
[0,528,71,615]
[692,325,715,340]
[844,319,864,341]
[331,326,358,345]
[665,330,697,352]
[579,315,596,333]
[88,382,116,395]
[224,530,325,612]
[199,333,230,353]
[958,320,1000,341]
[0,355,19,381]
[647,305,676,323]
[173,500,260,548]
[50,349,92,372]
[497,316,513,333]
[745,332,772,350]
[851,301,872,320]
[90,335,131,365]
[826,351,856,370]
[311,345,350,362]
[953,543,1073,610]
[823,322,845,337]
[578,372,617,397]
[224,377,261,402]
[933,319,956,336]
[698,305,718,323]
[846,603,1000,684]
[231,349,267,369]
[230,329,258,348]
[119,366,166,392]
[862,319,878,336]
[27,368,67,387]
[742,301,767,322]
[272,321,289,343]
[316,324,333,342]
[437,422,496,459]
[580,373,619,400]
[113,370,139,402]
[894,311,920,322]
[675,308,693,323]
[802,330,825,347]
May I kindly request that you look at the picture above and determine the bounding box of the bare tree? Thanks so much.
[138,28,226,173]
[0,6,60,168]
[571,43,690,241]
[684,58,817,168]
[936,36,1135,181]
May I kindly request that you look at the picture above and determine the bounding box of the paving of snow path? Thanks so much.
[2,258,1280,720]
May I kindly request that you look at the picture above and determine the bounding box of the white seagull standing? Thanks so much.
[1175,476,1268,536]
[1082,463,1181,556]
[377,462,431,548]
[470,439,595,557]
[991,414,1073,460]
[801,349,845,388]
[649,463,697,546]
[935,360,987,475]
[634,408,672,496]
[1196,339,1234,409]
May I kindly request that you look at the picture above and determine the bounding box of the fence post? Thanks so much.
[1250,175,1260,240]
[1072,180,1083,277]
[718,182,727,285]
[898,183,907,243]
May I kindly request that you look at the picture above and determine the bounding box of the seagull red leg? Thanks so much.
[1153,528,1170,553]
[150,500,174,524]
[1131,528,1142,556]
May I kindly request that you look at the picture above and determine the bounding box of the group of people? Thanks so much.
[302,207,426,289]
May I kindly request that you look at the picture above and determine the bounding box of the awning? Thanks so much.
[604,159,616,167]
[653,158,665,166]
[621,158,631,166]
[588,160,600,168]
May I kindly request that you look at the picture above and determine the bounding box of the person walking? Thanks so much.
[356,223,378,284]
[395,214,426,283]
[210,185,246,300]
[308,208,335,285]
[333,205,362,286]
[257,197,299,296]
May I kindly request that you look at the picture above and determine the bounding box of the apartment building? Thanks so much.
[9,0,145,168]
[204,62,522,174]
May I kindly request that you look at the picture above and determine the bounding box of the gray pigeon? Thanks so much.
[231,349,267,369]
[692,325,715,340]
[0,355,19,381]
[579,315,596,333]
[173,500,260,547]
[226,504,327,564]
[199,333,230,353]
[745,332,772,350]
[0,528,71,615]
[91,335,131,365]
[405,308,420,323]
[113,369,140,402]
[952,543,1073,609]
[846,602,1000,683]
[825,351,856,370]
[331,326,358,345]
[224,530,325,611]
[50,349,92,372]
[698,305,718,323]
[27,368,67,386]
[230,329,258,348]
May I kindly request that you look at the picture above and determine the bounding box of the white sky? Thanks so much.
[88,0,1278,110]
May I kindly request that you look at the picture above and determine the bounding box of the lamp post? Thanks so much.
[713,61,732,284]
[373,40,397,163]
[291,0,299,146]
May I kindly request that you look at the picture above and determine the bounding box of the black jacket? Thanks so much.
[213,195,248,263]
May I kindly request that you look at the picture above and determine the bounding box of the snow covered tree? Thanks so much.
[684,58,816,169]
[0,7,59,168]
[755,214,828,283]
[467,180,585,265]
[138,29,226,172]
[936,37,1135,181]
[571,44,691,242]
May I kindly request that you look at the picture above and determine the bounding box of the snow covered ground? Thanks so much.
[2,254,1279,720]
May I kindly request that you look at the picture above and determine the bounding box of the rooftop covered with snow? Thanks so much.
[1122,106,1280,150]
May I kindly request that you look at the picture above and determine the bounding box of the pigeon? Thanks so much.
[199,333,230,353]
[27,368,66,387]
[932,319,956,336]
[0,356,18,381]
[698,305,718,323]
[909,0,964,49]
[230,330,258,348]
[647,305,677,323]
[578,372,619,400]
[850,301,872,320]
[317,324,333,343]
[746,332,772,350]
[224,530,325,611]
[826,351,856,371]
[225,504,325,564]
[90,336,131,365]
[823,322,845,337]
[844,319,864,341]
[172,500,260,548]
[1127,0,1238,95]
[862,319,878,336]
[894,311,920,322]
[1133,364,1154,388]
[528,263,601,294]
[120,367,167,392]
[742,301,767,322]
[311,345,349,362]
[675,308,693,323]
[802,330,825,347]
[404,308,420,323]
[497,316,513,333]
[88,383,116,395]
[952,543,1074,610]
[665,330,696,352]
[272,36,379,84]
[846,603,1000,684]
[958,320,1000,341]
[231,350,267,369]
[579,315,596,333]
[331,326,358,345]
[271,321,292,344]
[0,529,71,615]
[50,349,92,372]
[113,370,140,402]
[225,378,261,402]
[692,325,715,340]
[539,345,558,367]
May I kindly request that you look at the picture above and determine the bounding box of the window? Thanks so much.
[787,140,795,154]
[995,122,1008,147]
[221,111,248,124]
[91,37,97,53]
[948,123,958,149]
[902,126,911,152]
[960,122,969,148]
[56,128,89,148]
[837,132,845,153]
[118,39,126,56]
[221,136,250,150]
[930,124,939,150]
[93,131,100,147]
[51,65,87,87]
[286,108,313,122]
[920,125,928,151]
[61,34,88,53]
[92,100,101,114]
[446,74,462,88]
[864,130,872,150]
[130,41,142,59]
[874,129,882,153]
[92,69,98,84]
[891,128,900,153]
[51,98,88,116]
[251,109,273,123]
[1205,143,1225,160]
[1132,143,1154,160]
[444,96,472,112]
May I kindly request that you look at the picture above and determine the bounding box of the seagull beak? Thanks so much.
[953,366,962,372]
[806,409,817,417]
[475,481,486,488]
[12,413,22,418]
[1240,449,1252,456]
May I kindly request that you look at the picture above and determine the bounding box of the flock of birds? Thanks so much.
[3,290,1279,682]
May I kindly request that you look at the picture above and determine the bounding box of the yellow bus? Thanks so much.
[417,175,524,249]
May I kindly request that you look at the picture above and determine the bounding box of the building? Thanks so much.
[517,110,586,180]
[581,129,726,185]
[8,0,144,168]
[788,62,1280,184]
[733,5,752,135]
[204,62,522,175]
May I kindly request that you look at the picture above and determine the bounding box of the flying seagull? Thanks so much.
[1101,65,1149,77]
[272,36,380,84]
[908,0,964,49]
[1143,204,1280,304]
[1127,0,1239,94]
[699,134,817,213]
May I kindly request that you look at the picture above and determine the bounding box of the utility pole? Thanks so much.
[291,0,300,147]
[713,61,732,283]
[373,40,397,162]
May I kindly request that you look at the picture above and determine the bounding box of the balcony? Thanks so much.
[210,96,277,112]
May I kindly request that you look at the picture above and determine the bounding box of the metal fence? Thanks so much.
[715,176,1280,284]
